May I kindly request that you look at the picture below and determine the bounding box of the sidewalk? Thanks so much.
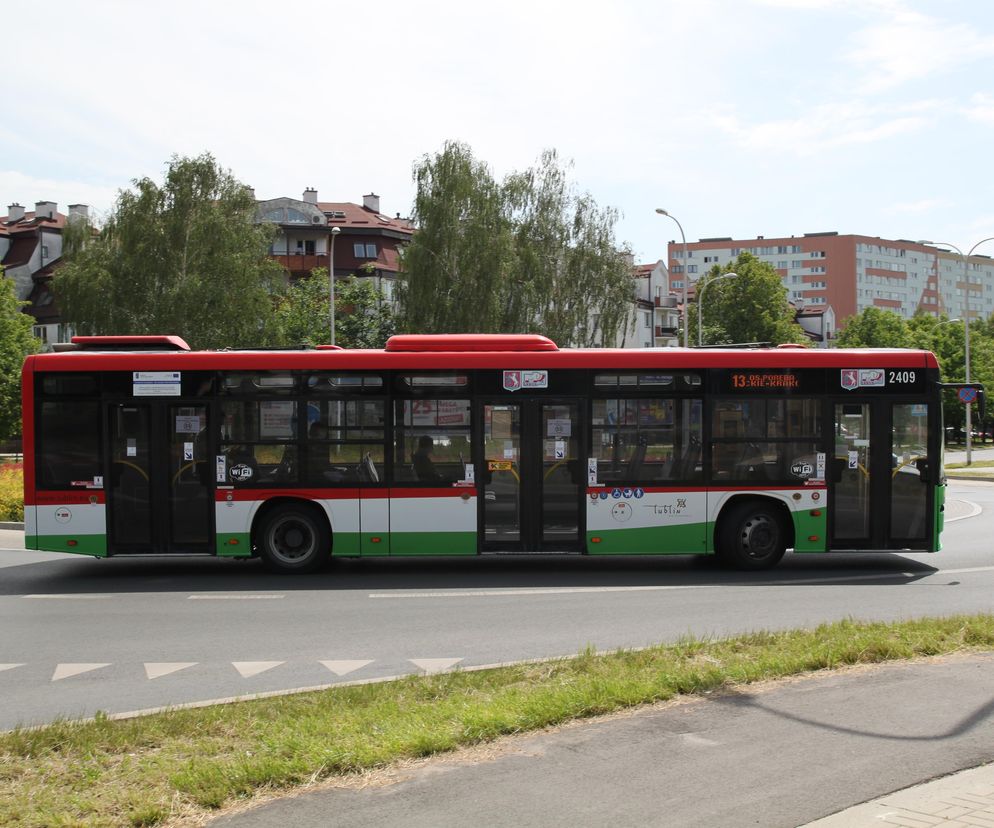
[804,762,994,827]
[211,653,994,828]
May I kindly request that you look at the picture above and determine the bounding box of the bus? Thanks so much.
[21,333,967,573]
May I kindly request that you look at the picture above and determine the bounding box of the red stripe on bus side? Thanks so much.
[214,487,477,502]
[586,484,826,495]
[28,490,107,506]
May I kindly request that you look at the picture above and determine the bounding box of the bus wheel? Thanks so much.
[718,500,787,571]
[257,506,330,574]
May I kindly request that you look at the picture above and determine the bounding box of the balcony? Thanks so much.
[272,252,328,274]
[655,325,678,338]
[655,295,679,308]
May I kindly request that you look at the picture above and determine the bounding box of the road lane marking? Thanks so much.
[320,660,374,677]
[411,658,464,674]
[144,662,198,680]
[188,594,285,600]
[946,499,982,522]
[0,664,24,673]
[52,663,110,681]
[232,661,284,678]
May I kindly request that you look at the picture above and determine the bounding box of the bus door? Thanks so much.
[828,399,932,550]
[479,399,584,552]
[106,402,213,554]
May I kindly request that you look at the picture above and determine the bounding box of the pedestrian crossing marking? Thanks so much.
[410,658,463,674]
[144,662,198,680]
[52,663,111,681]
[232,661,284,678]
[0,664,23,673]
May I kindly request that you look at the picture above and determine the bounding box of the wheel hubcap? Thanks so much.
[740,515,777,559]
[269,517,315,563]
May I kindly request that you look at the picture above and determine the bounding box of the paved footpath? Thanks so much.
[212,654,994,828]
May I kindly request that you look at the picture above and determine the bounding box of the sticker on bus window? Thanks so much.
[216,455,227,483]
[133,371,181,396]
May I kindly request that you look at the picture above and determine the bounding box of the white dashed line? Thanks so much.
[232,661,285,678]
[52,663,111,681]
[187,594,285,600]
[144,662,198,680]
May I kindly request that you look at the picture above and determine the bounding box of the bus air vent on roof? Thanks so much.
[385,334,558,353]
[69,335,191,352]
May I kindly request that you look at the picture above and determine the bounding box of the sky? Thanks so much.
[5,0,994,262]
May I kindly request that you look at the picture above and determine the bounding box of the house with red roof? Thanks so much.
[255,189,413,304]
[1,201,88,346]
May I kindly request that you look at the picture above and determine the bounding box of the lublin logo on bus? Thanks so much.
[503,370,548,392]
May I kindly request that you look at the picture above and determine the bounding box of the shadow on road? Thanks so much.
[0,549,939,597]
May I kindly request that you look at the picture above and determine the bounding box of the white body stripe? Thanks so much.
[36,503,106,536]
[215,497,360,535]
[587,490,706,532]
[389,494,476,534]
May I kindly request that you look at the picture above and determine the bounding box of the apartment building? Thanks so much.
[666,232,994,329]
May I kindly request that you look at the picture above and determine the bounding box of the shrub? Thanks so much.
[0,464,24,521]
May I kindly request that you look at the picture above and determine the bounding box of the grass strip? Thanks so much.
[2,614,994,827]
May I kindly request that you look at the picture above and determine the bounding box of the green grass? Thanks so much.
[2,615,994,827]
[945,460,994,470]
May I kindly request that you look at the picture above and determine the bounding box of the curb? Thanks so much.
[946,474,994,483]
[0,522,24,530]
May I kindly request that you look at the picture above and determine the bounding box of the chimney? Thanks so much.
[363,193,380,213]
[35,200,57,220]
[303,188,318,204]
[7,203,24,222]
[68,204,89,223]
[246,187,256,201]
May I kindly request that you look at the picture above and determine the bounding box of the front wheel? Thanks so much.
[257,506,330,574]
[717,501,787,571]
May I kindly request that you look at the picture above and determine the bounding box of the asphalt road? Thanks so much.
[210,653,994,828]
[0,481,992,730]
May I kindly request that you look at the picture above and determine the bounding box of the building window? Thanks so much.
[354,243,378,258]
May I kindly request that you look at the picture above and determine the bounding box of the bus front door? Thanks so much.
[480,400,583,553]
[107,402,213,554]
[828,400,933,550]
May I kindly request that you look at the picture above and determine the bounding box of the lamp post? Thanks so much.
[654,208,690,347]
[329,226,341,346]
[697,271,739,347]
[921,237,994,465]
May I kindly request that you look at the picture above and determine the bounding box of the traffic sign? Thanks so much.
[959,386,978,405]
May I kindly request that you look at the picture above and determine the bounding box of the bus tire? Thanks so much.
[717,500,787,571]
[256,505,330,574]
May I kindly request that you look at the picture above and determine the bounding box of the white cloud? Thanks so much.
[844,8,994,93]
[963,93,994,125]
[884,198,952,215]
[708,100,936,156]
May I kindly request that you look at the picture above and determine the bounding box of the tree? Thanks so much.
[55,153,283,349]
[692,252,808,346]
[272,268,395,349]
[397,142,633,346]
[0,269,39,440]
[834,307,912,348]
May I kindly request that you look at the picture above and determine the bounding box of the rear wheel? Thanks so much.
[257,506,330,574]
[718,500,787,570]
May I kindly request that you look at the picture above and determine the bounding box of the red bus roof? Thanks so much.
[25,341,940,372]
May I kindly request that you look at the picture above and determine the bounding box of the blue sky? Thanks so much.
[5,0,994,262]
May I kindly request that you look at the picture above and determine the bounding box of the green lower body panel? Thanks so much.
[389,531,476,556]
[216,533,253,557]
[36,535,107,557]
[790,509,828,553]
[587,522,710,555]
[934,484,945,551]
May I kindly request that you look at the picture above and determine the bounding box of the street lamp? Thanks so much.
[697,271,739,346]
[329,226,341,346]
[920,237,994,465]
[654,208,690,347]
